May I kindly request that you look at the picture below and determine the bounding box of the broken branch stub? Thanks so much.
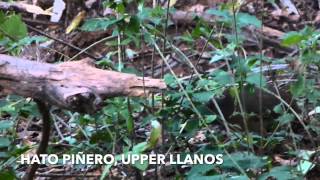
[0,54,166,113]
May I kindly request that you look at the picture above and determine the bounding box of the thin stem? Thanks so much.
[69,35,116,61]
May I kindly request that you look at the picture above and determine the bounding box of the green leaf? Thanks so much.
[179,33,194,43]
[290,75,305,97]
[206,9,229,20]
[90,130,113,144]
[221,152,267,171]
[187,164,214,178]
[297,150,315,175]
[0,120,14,130]
[273,104,283,114]
[122,111,134,134]
[100,164,113,180]
[246,73,266,87]
[275,113,295,126]
[237,13,262,28]
[193,91,214,103]
[132,142,148,153]
[132,157,149,171]
[205,115,217,124]
[0,105,16,116]
[0,169,15,180]
[122,66,142,75]
[0,11,5,23]
[0,11,6,38]
[126,16,140,32]
[259,166,302,180]
[191,24,201,38]
[210,43,236,63]
[64,136,77,145]
[148,120,161,149]
[9,36,48,50]
[206,10,261,28]
[281,31,305,47]
[116,3,126,13]
[188,175,234,180]
[81,18,122,31]
[164,74,178,88]
[0,137,10,148]
[137,6,165,25]
[196,79,218,89]
[212,70,234,85]
[0,14,27,40]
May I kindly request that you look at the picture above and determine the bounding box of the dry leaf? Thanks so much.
[66,11,87,34]
[0,2,51,15]
[274,155,297,166]
[188,4,206,13]
[51,0,66,22]
[19,2,52,15]
[280,0,299,15]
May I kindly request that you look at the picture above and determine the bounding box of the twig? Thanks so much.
[26,25,100,60]
[23,18,62,26]
[52,114,71,131]
[52,114,65,141]
[68,35,116,61]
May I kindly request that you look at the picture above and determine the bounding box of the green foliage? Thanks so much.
[147,120,161,149]
[210,43,236,63]
[0,11,27,41]
[211,70,234,86]
[276,113,295,126]
[164,74,178,88]
[281,27,320,109]
[0,96,38,178]
[187,164,216,179]
[296,150,315,175]
[0,11,29,54]
[222,152,267,171]
[282,27,320,65]
[9,36,48,54]
[0,1,319,179]
[204,115,217,124]
[245,73,266,87]
[281,27,314,47]
[206,9,262,29]
[0,170,15,180]
[259,166,302,180]
[0,121,14,131]
[192,91,214,103]
[0,11,49,55]
[81,17,123,31]
[281,31,306,47]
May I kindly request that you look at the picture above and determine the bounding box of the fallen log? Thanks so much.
[0,54,166,113]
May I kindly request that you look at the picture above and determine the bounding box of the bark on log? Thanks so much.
[0,54,166,113]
